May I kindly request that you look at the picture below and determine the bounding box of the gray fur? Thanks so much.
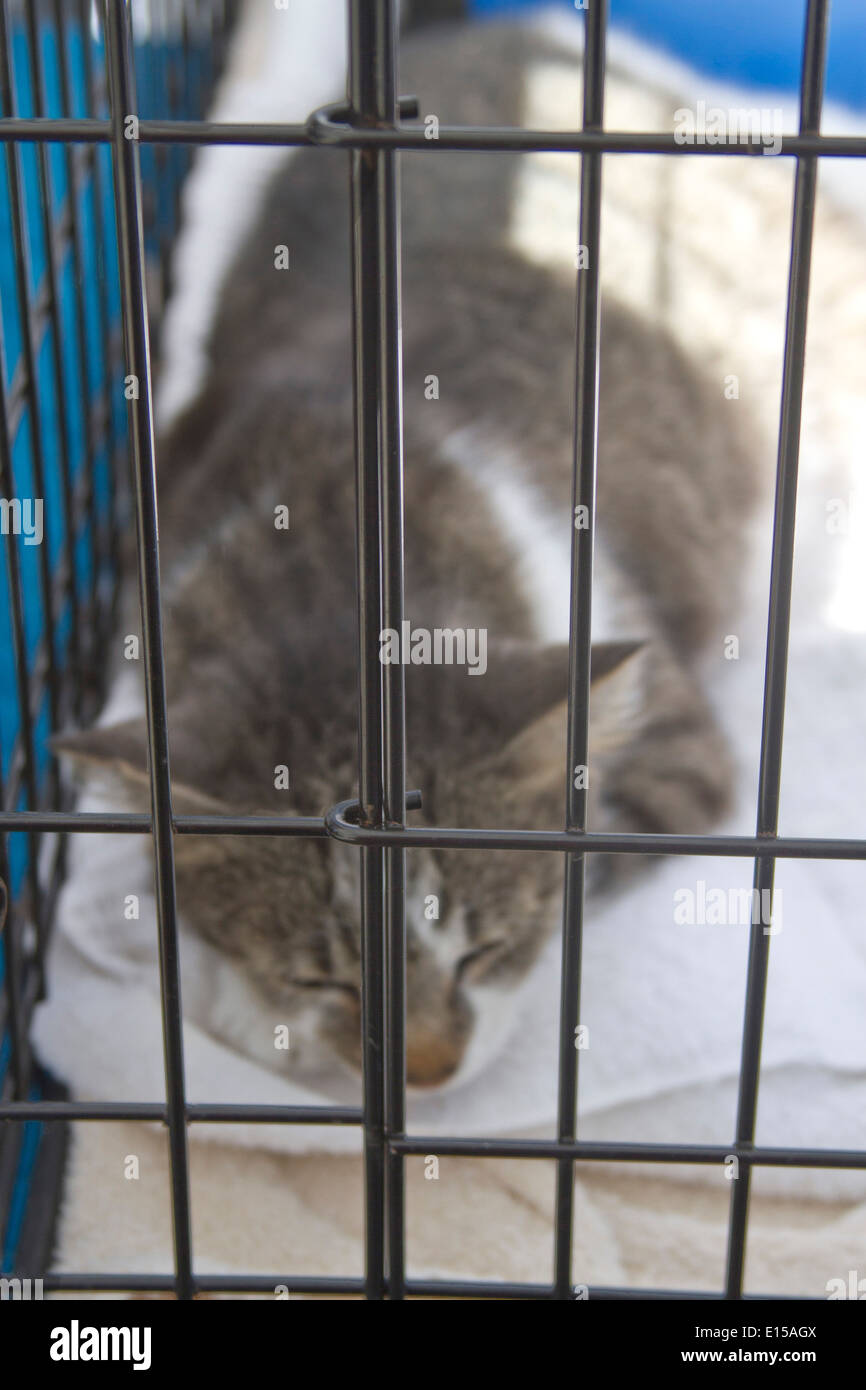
[58,22,759,1087]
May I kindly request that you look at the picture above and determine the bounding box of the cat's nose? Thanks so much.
[405,1032,462,1088]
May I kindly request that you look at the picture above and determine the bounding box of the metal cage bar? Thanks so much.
[0,118,865,157]
[0,0,862,1300]
[553,0,607,1298]
[75,0,125,631]
[347,0,410,1302]
[19,0,83,752]
[51,0,111,657]
[0,0,55,980]
[724,0,830,1300]
[102,0,193,1302]
[4,806,866,859]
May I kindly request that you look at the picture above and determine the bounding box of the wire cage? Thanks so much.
[0,0,236,1285]
[0,0,865,1300]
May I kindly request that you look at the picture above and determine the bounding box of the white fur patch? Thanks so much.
[439,422,646,647]
[155,0,348,429]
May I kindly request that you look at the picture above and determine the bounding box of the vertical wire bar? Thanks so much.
[0,811,23,1095]
[347,0,407,1300]
[0,4,51,960]
[79,0,122,622]
[724,0,829,1300]
[377,9,408,1303]
[52,0,103,655]
[0,370,31,1099]
[22,0,82,741]
[553,0,608,1300]
[349,0,385,1302]
[102,0,193,1301]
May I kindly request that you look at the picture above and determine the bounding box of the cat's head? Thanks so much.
[54,639,645,1090]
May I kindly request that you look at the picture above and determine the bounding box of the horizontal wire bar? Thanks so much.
[0,1101,362,1124]
[573,1286,819,1302]
[407,1281,820,1301]
[326,807,866,858]
[188,1103,361,1125]
[0,115,864,157]
[33,1271,822,1298]
[389,1135,866,1168]
[2,1102,862,1170]
[2,805,866,860]
[196,1274,362,1295]
[40,1272,366,1295]
[0,1102,161,1121]
[0,116,109,141]
[0,811,329,835]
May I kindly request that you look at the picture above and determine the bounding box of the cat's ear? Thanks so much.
[406,636,645,753]
[588,639,648,754]
[51,718,148,783]
[406,638,569,755]
[416,638,646,823]
[485,639,647,785]
[51,717,228,814]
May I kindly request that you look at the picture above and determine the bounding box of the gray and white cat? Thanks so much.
[57,18,764,1091]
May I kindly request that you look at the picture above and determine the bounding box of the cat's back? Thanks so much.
[163,17,767,660]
